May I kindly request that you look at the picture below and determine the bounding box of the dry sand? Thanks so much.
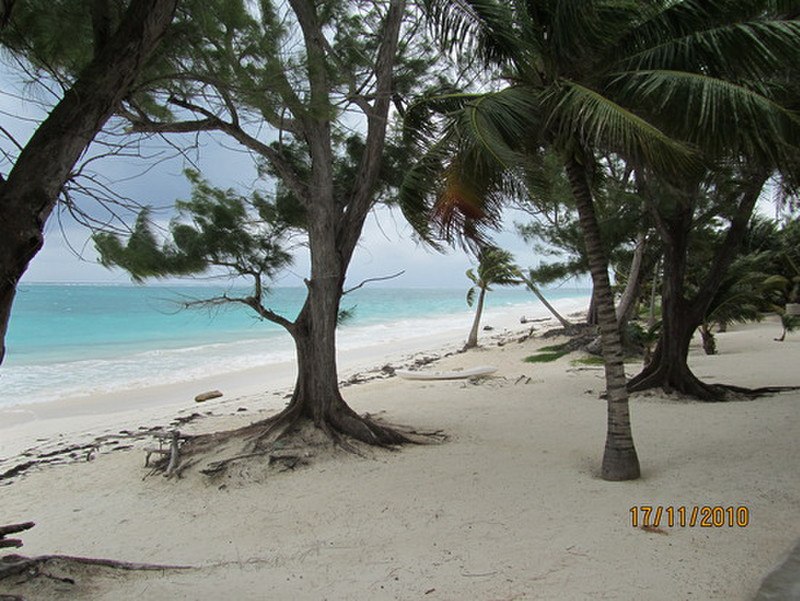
[1,316,798,600]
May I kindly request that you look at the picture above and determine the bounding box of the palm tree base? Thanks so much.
[601,445,641,481]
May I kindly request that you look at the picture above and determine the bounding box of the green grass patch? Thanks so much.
[524,349,571,363]
[570,354,605,366]
[537,342,569,353]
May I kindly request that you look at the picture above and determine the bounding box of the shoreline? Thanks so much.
[1,316,798,600]
[2,292,590,406]
[0,296,587,461]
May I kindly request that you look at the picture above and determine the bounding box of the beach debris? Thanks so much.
[195,390,223,403]
[1,524,192,587]
[0,430,169,484]
[640,525,669,535]
[144,430,188,478]
[0,522,35,550]
[171,412,203,426]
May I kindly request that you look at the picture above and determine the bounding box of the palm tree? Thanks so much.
[404,0,798,480]
[465,247,520,349]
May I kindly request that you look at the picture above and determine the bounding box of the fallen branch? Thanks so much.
[343,270,405,295]
[0,522,35,550]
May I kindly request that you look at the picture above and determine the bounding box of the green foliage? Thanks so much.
[570,355,605,366]
[95,170,293,286]
[401,0,800,250]
[0,0,107,78]
[524,349,570,363]
[627,321,662,350]
[465,246,520,307]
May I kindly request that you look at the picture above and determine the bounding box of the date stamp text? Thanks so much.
[630,505,750,528]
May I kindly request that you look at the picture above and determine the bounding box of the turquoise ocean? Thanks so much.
[2,284,590,408]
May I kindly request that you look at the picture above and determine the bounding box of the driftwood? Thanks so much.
[144,430,187,478]
[194,390,223,402]
[0,523,35,550]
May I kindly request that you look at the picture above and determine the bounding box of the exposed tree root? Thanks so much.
[0,553,191,582]
[628,363,800,401]
[1,521,190,599]
[144,405,445,480]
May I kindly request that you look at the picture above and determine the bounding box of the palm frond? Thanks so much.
[612,70,800,169]
[546,80,696,175]
[422,0,520,66]
[616,19,800,84]
[466,283,477,306]
[399,86,541,249]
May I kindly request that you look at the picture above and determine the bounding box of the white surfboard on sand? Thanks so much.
[395,365,498,381]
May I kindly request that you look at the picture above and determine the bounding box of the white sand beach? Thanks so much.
[1,316,799,600]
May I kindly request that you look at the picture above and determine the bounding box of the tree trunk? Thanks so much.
[280,283,408,446]
[700,324,717,355]
[0,0,178,364]
[565,157,640,481]
[586,290,599,325]
[647,259,660,329]
[256,0,409,447]
[526,281,573,328]
[465,287,486,349]
[626,202,719,398]
[616,230,647,328]
[629,171,768,399]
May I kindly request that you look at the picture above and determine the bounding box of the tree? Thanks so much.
[403,0,798,479]
[628,171,798,398]
[698,253,775,355]
[464,247,520,349]
[0,0,178,364]
[624,0,800,398]
[94,0,435,456]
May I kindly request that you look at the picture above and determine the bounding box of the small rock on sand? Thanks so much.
[195,390,223,403]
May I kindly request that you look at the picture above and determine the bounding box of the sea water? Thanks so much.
[1,283,589,407]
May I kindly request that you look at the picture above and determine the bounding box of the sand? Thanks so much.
[1,315,798,600]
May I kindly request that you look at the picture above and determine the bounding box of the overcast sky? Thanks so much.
[1,63,553,290]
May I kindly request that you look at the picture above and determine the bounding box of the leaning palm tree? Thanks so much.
[403,0,798,480]
[465,247,520,349]
[518,270,573,329]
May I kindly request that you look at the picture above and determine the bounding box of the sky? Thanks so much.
[0,63,551,291]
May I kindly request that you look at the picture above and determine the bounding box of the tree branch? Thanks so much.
[343,270,405,295]
[691,169,769,313]
[127,96,310,206]
[339,0,407,262]
[287,0,330,119]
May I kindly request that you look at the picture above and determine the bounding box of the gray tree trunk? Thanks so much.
[263,0,409,441]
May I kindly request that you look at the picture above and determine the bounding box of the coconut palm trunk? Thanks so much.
[565,157,640,480]
[466,287,487,349]
[524,278,573,329]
